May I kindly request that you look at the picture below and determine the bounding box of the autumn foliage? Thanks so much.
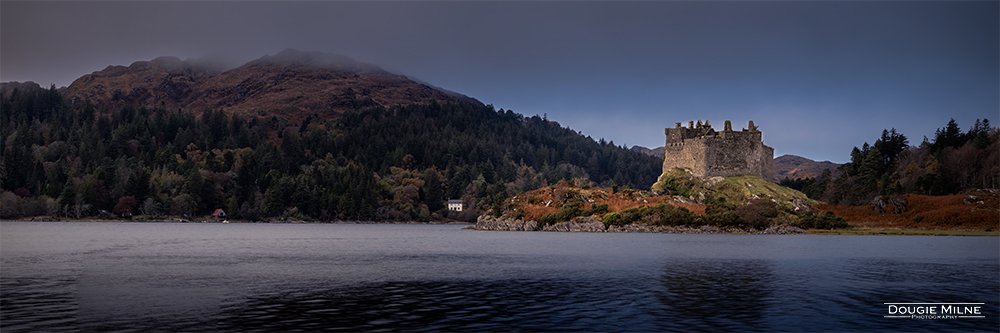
[816,191,999,231]
[508,181,705,222]
[113,196,137,217]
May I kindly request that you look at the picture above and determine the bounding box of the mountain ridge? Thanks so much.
[62,49,481,121]
[772,154,841,181]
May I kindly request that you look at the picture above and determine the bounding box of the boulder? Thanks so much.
[542,217,606,232]
[792,199,813,213]
[705,176,725,187]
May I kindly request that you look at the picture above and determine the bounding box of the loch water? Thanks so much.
[1,222,997,332]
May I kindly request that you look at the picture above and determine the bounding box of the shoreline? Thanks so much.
[2,217,473,225]
[471,215,999,236]
[3,218,995,236]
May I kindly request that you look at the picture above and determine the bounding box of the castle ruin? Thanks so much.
[662,120,774,180]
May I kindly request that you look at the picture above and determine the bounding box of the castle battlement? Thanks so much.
[662,120,774,179]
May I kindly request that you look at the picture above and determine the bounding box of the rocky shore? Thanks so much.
[473,215,806,234]
[473,215,540,231]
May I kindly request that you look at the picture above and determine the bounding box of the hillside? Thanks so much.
[62,49,481,122]
[1,64,659,221]
[630,145,663,158]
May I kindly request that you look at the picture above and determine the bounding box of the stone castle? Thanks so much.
[662,120,773,180]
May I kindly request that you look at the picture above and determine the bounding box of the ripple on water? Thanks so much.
[217,278,660,332]
[0,276,79,332]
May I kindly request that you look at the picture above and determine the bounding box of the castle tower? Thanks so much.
[662,120,774,180]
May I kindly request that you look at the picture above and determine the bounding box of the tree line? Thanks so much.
[0,83,661,220]
[780,118,998,205]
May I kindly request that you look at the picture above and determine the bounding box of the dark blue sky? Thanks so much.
[2,1,997,163]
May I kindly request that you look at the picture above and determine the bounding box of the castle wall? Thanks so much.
[662,121,774,180]
[662,141,703,176]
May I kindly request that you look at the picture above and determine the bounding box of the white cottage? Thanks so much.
[447,199,464,212]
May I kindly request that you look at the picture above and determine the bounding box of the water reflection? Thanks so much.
[655,259,774,331]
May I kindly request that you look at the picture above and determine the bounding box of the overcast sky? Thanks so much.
[2,1,997,163]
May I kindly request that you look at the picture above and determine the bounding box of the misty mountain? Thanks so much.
[62,49,481,120]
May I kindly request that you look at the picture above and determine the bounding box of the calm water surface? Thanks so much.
[1,222,997,332]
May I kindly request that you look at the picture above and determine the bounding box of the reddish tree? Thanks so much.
[14,188,31,198]
[113,196,136,217]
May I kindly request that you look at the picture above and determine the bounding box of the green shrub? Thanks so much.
[601,204,696,227]
[538,200,608,226]
[704,196,736,215]
[591,203,609,215]
[491,194,505,217]
[602,212,622,226]
[617,207,645,225]
[734,199,778,230]
[653,177,695,197]
[702,211,740,228]
[796,211,849,229]
[658,205,696,226]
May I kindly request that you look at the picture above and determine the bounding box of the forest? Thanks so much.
[0,83,662,221]
[780,118,998,205]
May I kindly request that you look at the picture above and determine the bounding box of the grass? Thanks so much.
[806,229,999,236]
[815,191,999,231]
[652,169,816,209]
[714,175,816,205]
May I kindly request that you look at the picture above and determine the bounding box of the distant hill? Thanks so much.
[0,81,44,96]
[630,146,840,182]
[630,145,663,158]
[62,49,481,121]
[772,154,841,181]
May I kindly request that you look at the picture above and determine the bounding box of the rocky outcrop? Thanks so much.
[792,199,813,213]
[474,215,540,231]
[475,215,809,234]
[541,217,606,232]
[761,225,807,234]
[871,195,907,214]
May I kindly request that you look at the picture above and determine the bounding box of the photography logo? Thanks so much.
[883,303,986,320]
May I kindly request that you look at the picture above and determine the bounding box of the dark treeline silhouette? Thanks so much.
[0,84,660,220]
[780,119,998,205]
